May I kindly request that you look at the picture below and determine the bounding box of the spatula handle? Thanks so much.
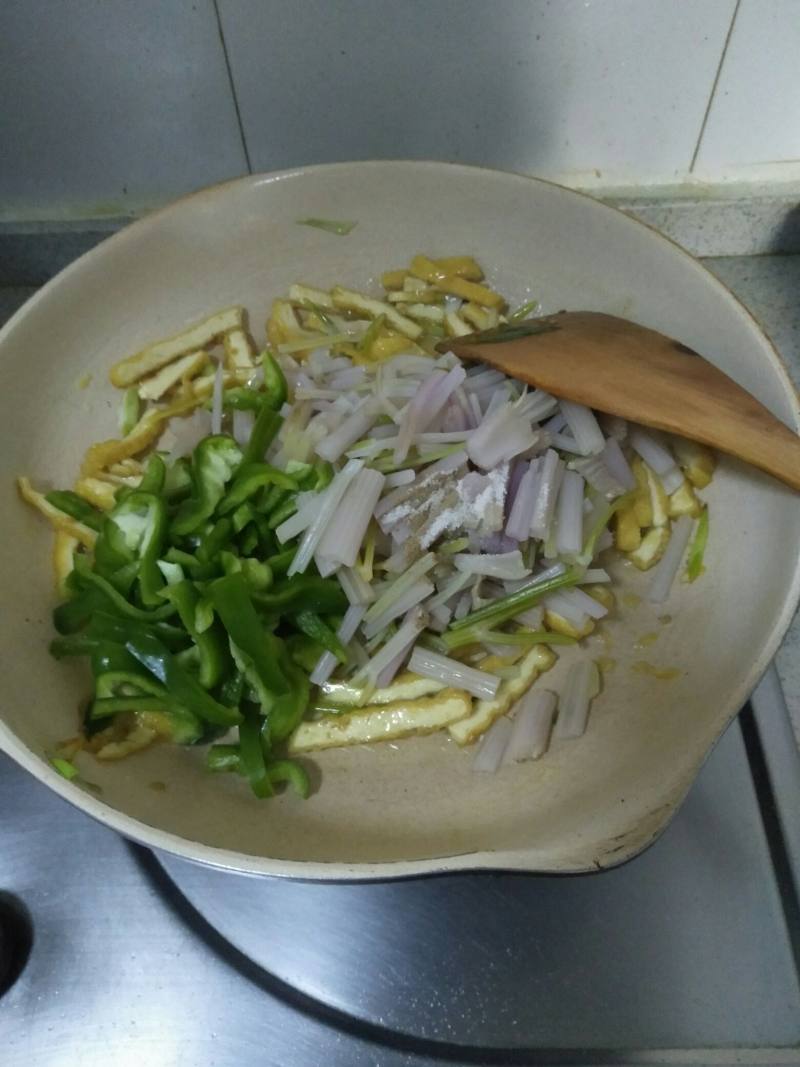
[731,415,800,491]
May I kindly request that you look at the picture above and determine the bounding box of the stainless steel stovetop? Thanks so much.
[2,668,800,1066]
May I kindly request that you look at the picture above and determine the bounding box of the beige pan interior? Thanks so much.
[1,162,799,879]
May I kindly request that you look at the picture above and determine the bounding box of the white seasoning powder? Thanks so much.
[418,463,509,547]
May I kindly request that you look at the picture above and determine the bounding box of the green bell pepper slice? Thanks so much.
[267,657,309,741]
[205,746,309,798]
[231,502,257,533]
[208,574,288,692]
[120,387,141,436]
[266,548,296,578]
[161,580,226,690]
[286,634,325,673]
[50,631,103,658]
[156,559,184,586]
[241,558,272,592]
[223,387,263,412]
[208,573,291,720]
[196,516,235,565]
[164,546,202,571]
[94,669,168,699]
[261,349,288,411]
[241,405,282,466]
[89,642,142,676]
[219,550,241,577]
[112,455,165,506]
[109,490,168,605]
[266,758,310,798]
[207,744,242,773]
[44,490,103,531]
[91,490,168,603]
[307,460,334,492]
[259,483,288,514]
[237,527,259,556]
[266,497,298,530]
[85,613,189,651]
[194,596,215,634]
[137,453,167,495]
[162,456,193,501]
[292,609,348,664]
[84,612,240,728]
[70,554,176,622]
[217,463,297,516]
[89,694,168,717]
[89,695,203,744]
[219,552,272,593]
[252,576,347,615]
[171,435,242,536]
[218,668,244,707]
[239,706,274,797]
[53,585,109,635]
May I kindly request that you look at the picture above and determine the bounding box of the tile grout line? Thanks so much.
[689,0,742,173]
[212,0,253,175]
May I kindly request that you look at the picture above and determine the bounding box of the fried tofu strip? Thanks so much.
[109,307,244,387]
[448,646,556,745]
[138,350,208,401]
[289,688,472,753]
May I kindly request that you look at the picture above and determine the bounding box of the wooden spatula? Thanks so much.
[437,311,800,492]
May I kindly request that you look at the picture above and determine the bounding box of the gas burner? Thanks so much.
[0,893,32,999]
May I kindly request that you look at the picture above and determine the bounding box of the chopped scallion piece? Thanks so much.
[296,217,357,236]
[508,298,539,321]
[51,756,79,780]
[119,387,141,436]
[443,566,582,649]
[685,506,709,582]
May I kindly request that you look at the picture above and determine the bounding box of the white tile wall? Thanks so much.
[218,0,736,187]
[0,0,248,218]
[2,0,800,218]
[693,0,800,181]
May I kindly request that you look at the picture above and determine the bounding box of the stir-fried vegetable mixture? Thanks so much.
[20,253,715,797]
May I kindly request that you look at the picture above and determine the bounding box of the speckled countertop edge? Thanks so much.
[1,189,799,286]
[616,193,800,258]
